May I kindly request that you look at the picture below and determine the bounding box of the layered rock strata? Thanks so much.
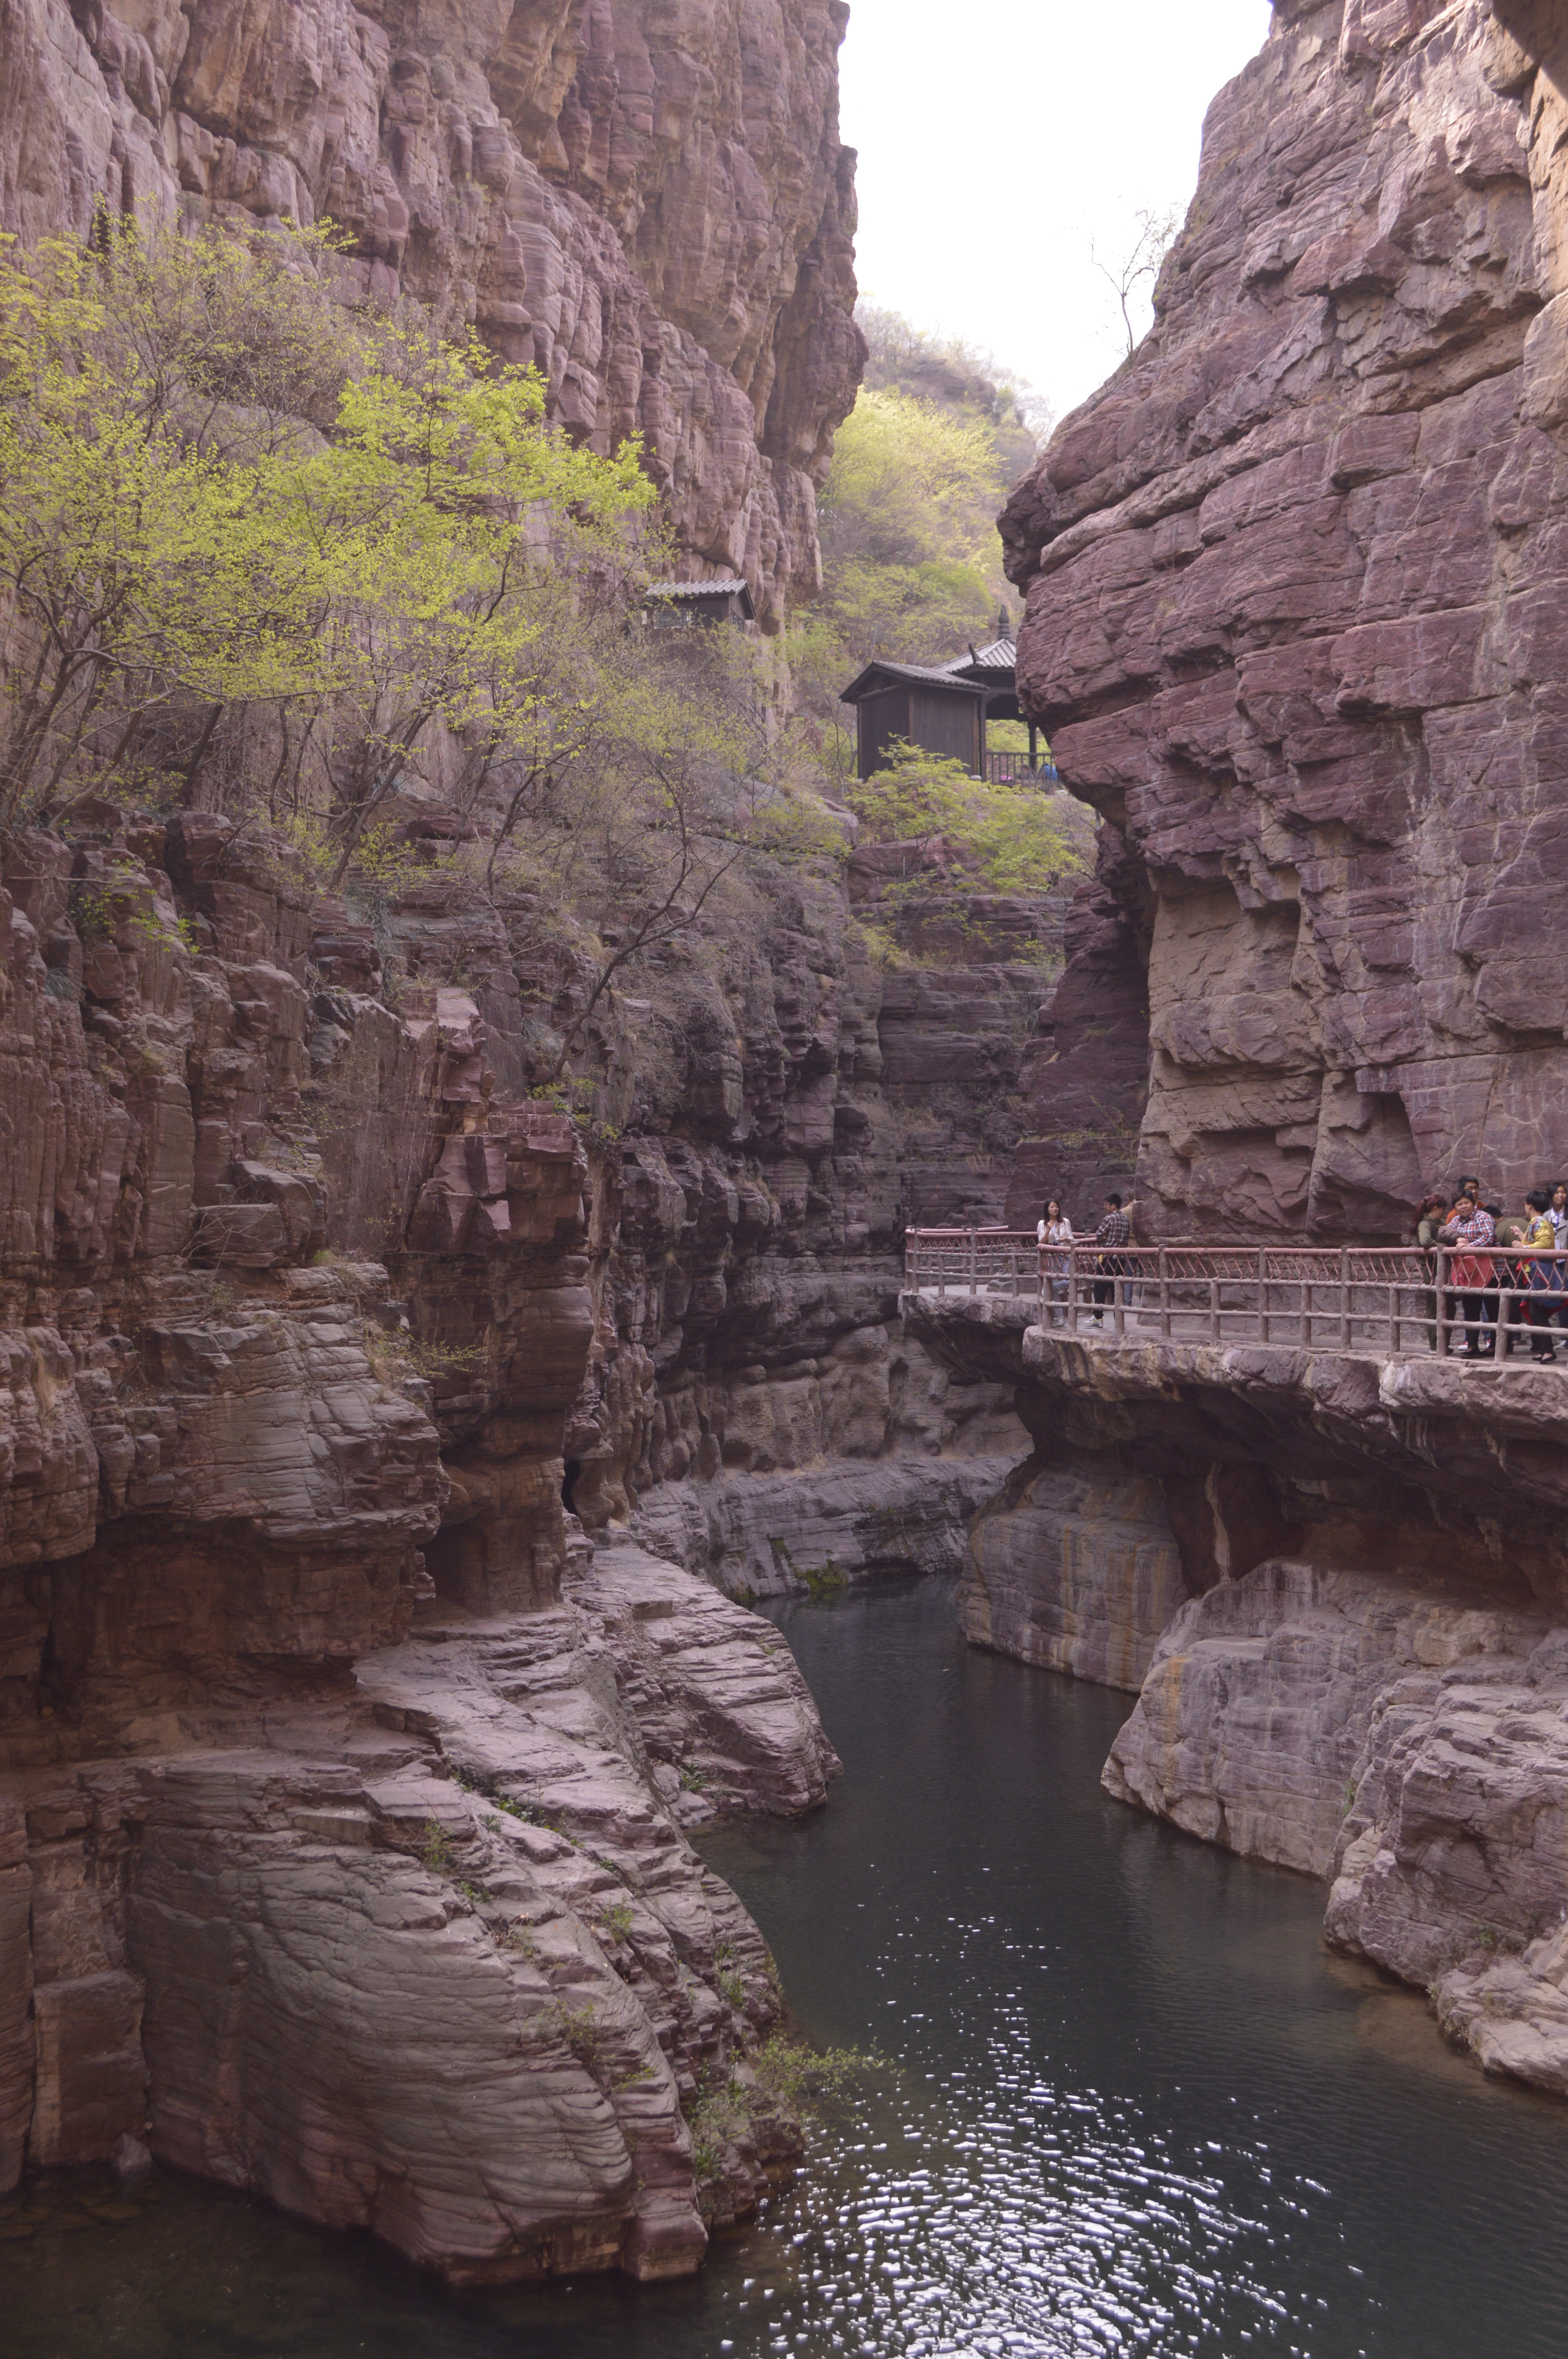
[0,716,1031,2257]
[4,1538,838,2270]
[0,0,863,623]
[909,1288,1568,2096]
[1004,0,1568,1236]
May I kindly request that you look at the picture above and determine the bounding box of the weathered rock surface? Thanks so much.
[631,1453,1020,1600]
[0,0,862,625]
[1106,1559,1548,1874]
[1104,1550,1568,2101]
[0,484,1039,2274]
[2,1532,836,2278]
[911,1285,1568,2097]
[961,1457,1188,1692]
[1005,0,1568,1235]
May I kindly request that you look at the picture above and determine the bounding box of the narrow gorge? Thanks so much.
[6,0,1568,2349]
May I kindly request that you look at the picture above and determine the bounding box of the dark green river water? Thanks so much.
[7,1572,1568,2357]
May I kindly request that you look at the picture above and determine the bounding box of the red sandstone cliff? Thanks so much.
[0,0,894,2274]
[0,0,863,625]
[1004,0,1568,1240]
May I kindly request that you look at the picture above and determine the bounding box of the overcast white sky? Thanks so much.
[839,0,1275,428]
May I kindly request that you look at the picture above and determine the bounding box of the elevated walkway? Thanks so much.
[903,1230,1568,1367]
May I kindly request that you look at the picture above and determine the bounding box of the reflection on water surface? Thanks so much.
[7,1573,1568,2357]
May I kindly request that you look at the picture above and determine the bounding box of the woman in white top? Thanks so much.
[1551,1183,1568,1244]
[1037,1199,1074,1325]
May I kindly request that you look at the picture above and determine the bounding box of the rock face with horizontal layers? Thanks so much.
[0,0,862,625]
[907,1283,1568,2099]
[961,1456,1189,1693]
[7,1537,835,2276]
[1004,0,1568,1238]
[0,0,1049,2264]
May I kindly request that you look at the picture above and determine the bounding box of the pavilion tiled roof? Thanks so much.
[943,637,1016,674]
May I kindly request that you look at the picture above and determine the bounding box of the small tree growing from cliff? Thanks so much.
[848,739,1083,907]
[1090,205,1181,361]
[0,220,654,856]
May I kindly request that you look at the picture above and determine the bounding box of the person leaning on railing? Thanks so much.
[1090,1194,1132,1326]
[1036,1199,1074,1326]
[1439,1189,1497,1359]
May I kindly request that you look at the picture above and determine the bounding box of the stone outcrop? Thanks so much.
[5,1534,834,2273]
[0,560,1031,2259]
[633,1453,1020,1600]
[960,1456,1188,1692]
[1004,0,1568,1236]
[908,1283,1568,2097]
[1108,1551,1568,2095]
[0,0,863,625]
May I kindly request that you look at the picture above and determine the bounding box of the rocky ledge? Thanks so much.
[906,1288,1568,2099]
[2,1528,839,2275]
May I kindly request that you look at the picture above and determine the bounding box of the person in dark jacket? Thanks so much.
[1090,1194,1131,1325]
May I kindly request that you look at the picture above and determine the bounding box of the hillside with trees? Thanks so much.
[788,306,1057,772]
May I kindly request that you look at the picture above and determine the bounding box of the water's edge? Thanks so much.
[7,1576,1568,2359]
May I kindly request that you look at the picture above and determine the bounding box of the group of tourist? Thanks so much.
[1035,1194,1131,1327]
[1412,1179,1568,1361]
[1029,1177,1568,1362]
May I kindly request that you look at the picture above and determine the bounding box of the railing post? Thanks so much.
[1159,1245,1171,1341]
[968,1229,977,1298]
[937,1233,946,1300]
[1258,1246,1269,1344]
[1436,1248,1448,1356]
[1339,1247,1351,1349]
[1208,1273,1219,1344]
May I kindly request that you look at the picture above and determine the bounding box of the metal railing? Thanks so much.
[983,754,1059,787]
[902,1230,1568,1361]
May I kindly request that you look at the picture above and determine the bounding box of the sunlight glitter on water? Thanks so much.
[9,1574,1568,2359]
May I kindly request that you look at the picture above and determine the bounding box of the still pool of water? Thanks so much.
[7,1572,1568,2357]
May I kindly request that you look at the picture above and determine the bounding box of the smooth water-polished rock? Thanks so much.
[2,1539,837,2279]
[1105,1561,1550,1874]
[630,1455,1022,1600]
[962,1458,1189,1692]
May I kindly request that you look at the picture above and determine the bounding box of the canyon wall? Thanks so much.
[0,0,864,625]
[912,1285,1568,2099]
[1004,0,1568,1240]
[965,0,1568,2097]
[0,0,1047,2278]
[0,761,1040,2255]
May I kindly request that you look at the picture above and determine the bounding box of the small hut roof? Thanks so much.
[645,577,756,618]
[839,657,990,703]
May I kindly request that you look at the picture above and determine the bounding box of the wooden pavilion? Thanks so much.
[840,627,1048,782]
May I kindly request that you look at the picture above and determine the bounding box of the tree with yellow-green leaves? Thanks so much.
[847,739,1080,913]
[784,309,1053,781]
[0,220,653,872]
[0,216,852,1074]
[814,385,1006,668]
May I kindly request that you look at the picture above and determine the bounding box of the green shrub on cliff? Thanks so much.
[0,219,653,865]
[848,739,1082,903]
